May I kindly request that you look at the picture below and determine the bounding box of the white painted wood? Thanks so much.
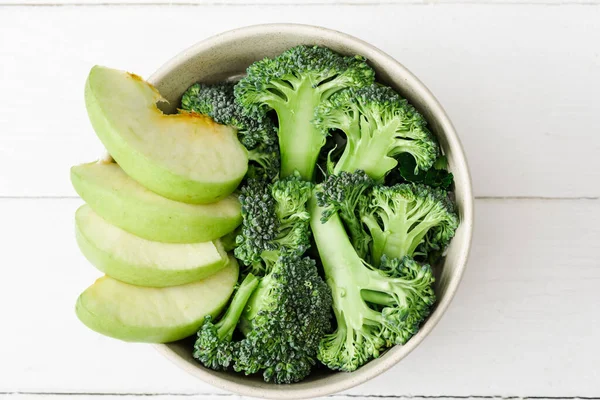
[1,198,598,396]
[1,2,600,398]
[2,0,599,4]
[1,397,243,400]
[0,397,586,400]
[1,5,600,198]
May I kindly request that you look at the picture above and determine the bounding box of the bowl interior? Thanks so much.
[149,24,473,399]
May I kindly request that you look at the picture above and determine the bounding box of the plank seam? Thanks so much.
[474,196,600,200]
[1,1,599,6]
[1,394,600,399]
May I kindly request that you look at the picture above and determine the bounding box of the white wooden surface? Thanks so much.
[1,2,599,400]
[2,4,600,198]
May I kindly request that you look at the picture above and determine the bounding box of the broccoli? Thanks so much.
[194,255,332,384]
[245,142,281,181]
[235,45,375,180]
[235,255,332,383]
[314,84,439,181]
[309,194,435,372]
[316,170,374,259]
[316,171,457,264]
[181,82,280,180]
[360,183,459,263]
[234,174,312,276]
[189,45,461,382]
[193,273,259,370]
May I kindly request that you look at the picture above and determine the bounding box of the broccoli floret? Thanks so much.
[246,142,280,181]
[316,172,458,263]
[235,45,375,180]
[316,170,374,259]
[309,195,435,372]
[193,274,259,370]
[360,183,459,264]
[234,174,312,276]
[181,83,238,127]
[181,82,279,180]
[234,179,278,274]
[234,255,332,383]
[194,256,332,384]
[314,84,439,181]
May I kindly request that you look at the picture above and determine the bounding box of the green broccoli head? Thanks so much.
[314,84,439,181]
[308,195,436,372]
[181,82,239,126]
[316,170,374,259]
[234,179,277,270]
[246,142,280,181]
[360,183,459,264]
[234,174,313,276]
[374,255,436,345]
[234,255,333,384]
[317,310,386,373]
[235,46,375,118]
[194,256,332,384]
[235,45,375,179]
[193,274,259,370]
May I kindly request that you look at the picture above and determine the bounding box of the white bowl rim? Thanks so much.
[148,23,474,400]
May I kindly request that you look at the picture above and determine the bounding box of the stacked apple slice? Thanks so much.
[72,67,248,343]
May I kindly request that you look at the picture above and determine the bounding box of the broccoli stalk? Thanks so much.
[258,78,322,180]
[193,274,259,370]
[309,195,435,372]
[316,170,374,259]
[360,184,459,263]
[315,85,439,181]
[235,45,375,180]
[272,85,325,179]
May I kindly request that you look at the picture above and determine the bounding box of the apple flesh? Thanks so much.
[76,205,229,287]
[85,66,248,204]
[76,256,239,343]
[71,162,242,243]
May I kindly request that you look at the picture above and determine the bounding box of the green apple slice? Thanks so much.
[76,205,228,287]
[71,161,242,243]
[85,65,248,204]
[76,256,239,343]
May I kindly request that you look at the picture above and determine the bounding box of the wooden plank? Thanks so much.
[0,5,599,198]
[2,1,600,4]
[1,396,595,400]
[1,396,237,400]
[1,198,598,396]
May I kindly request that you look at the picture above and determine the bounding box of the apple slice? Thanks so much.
[71,162,241,243]
[85,65,248,204]
[76,256,239,343]
[76,205,229,287]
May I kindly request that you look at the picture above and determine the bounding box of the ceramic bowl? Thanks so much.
[149,23,474,399]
